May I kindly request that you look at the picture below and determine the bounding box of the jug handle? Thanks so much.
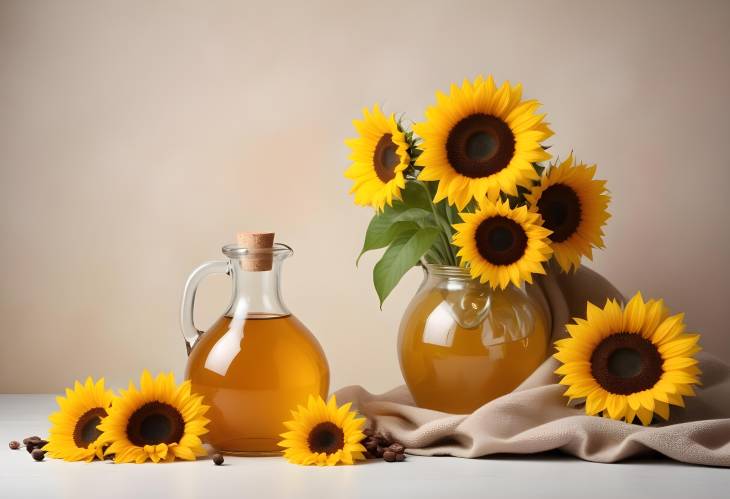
[180,260,230,355]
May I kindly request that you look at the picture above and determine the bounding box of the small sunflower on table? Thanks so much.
[278,395,367,466]
[344,74,701,425]
[41,371,210,463]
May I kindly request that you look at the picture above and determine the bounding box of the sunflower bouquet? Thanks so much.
[345,75,610,305]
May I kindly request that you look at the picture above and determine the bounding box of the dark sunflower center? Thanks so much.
[446,114,515,178]
[537,184,582,242]
[73,407,107,448]
[608,348,643,378]
[373,134,400,183]
[126,402,185,446]
[590,333,663,395]
[474,216,528,266]
[307,422,345,454]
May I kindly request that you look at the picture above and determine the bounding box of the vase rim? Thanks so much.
[425,264,474,279]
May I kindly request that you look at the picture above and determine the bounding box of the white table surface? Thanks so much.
[1,395,727,499]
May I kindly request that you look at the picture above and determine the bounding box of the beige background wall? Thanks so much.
[1,0,729,393]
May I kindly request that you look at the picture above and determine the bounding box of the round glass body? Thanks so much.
[398,265,549,414]
[181,243,329,454]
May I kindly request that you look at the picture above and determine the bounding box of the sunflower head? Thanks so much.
[452,198,553,289]
[526,153,610,272]
[278,395,366,466]
[554,292,702,425]
[97,371,209,463]
[414,75,553,209]
[43,377,114,462]
[344,104,411,212]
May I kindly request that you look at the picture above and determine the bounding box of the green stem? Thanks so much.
[415,180,456,265]
[425,239,447,264]
[437,201,459,266]
[444,204,459,266]
[416,180,451,265]
[440,230,456,266]
[424,248,442,265]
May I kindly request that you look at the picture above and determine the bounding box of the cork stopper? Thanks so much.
[236,232,275,271]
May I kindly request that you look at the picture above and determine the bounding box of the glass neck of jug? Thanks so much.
[222,243,293,319]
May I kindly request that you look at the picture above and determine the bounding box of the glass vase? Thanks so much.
[398,264,549,414]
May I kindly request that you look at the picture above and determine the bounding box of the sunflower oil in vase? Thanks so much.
[398,264,549,414]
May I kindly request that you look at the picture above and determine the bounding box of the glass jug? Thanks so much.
[181,239,329,455]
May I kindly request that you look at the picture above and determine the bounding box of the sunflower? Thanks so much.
[554,292,701,425]
[278,395,367,466]
[413,75,553,209]
[344,104,410,211]
[43,377,114,462]
[97,371,209,463]
[452,198,553,289]
[525,153,610,272]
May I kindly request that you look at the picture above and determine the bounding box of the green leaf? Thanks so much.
[357,198,434,264]
[373,227,440,307]
[357,218,422,265]
[399,181,433,212]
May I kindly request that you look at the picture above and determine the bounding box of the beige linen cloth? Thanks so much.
[335,267,730,466]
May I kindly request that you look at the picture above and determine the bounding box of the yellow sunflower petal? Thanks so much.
[585,389,608,416]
